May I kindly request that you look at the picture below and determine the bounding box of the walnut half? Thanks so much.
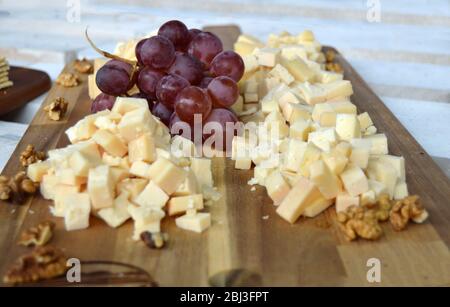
[73,58,93,74]
[44,97,68,121]
[390,195,428,231]
[337,205,383,241]
[3,246,68,284]
[18,221,55,247]
[19,145,46,167]
[56,73,79,87]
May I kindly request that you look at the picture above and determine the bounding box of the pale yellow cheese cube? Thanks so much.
[129,161,151,178]
[88,74,101,99]
[307,128,337,152]
[69,151,99,177]
[298,143,322,177]
[231,95,244,114]
[112,97,148,115]
[394,181,409,200]
[27,161,51,183]
[128,205,165,239]
[134,181,169,208]
[319,71,343,84]
[340,164,369,197]
[147,157,187,195]
[269,64,294,85]
[93,129,127,157]
[280,56,315,82]
[335,114,361,141]
[253,166,276,186]
[312,103,334,122]
[281,102,311,124]
[349,147,370,169]
[242,54,259,73]
[117,108,157,142]
[55,168,86,186]
[309,160,342,199]
[235,157,252,170]
[190,158,213,189]
[175,212,211,233]
[302,196,333,218]
[277,89,301,107]
[289,119,311,141]
[40,174,62,200]
[335,192,359,212]
[63,192,91,231]
[368,179,388,198]
[234,41,258,56]
[116,178,148,200]
[282,139,307,172]
[167,194,204,216]
[360,190,376,206]
[321,151,348,175]
[261,95,279,114]
[65,111,110,144]
[364,126,377,136]
[276,177,322,223]
[332,141,352,157]
[281,45,307,61]
[367,160,397,198]
[128,133,156,163]
[110,167,130,184]
[98,192,131,228]
[365,134,388,155]
[87,165,115,210]
[357,112,373,130]
[52,185,82,216]
[330,101,357,115]
[319,112,337,127]
[244,92,258,103]
[378,155,405,181]
[173,169,199,196]
[265,171,291,205]
[255,47,280,67]
[323,80,353,100]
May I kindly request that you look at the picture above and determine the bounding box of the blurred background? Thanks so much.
[0,0,449,174]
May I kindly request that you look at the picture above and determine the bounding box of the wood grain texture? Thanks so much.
[0,26,449,287]
[0,67,51,116]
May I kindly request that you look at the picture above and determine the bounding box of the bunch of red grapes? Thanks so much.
[92,20,244,148]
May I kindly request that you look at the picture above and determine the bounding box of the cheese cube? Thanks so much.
[112,97,148,115]
[364,125,377,136]
[55,168,86,186]
[332,141,352,157]
[281,46,307,61]
[330,101,357,115]
[280,56,315,82]
[368,179,388,198]
[88,74,101,99]
[27,161,51,182]
[129,161,151,178]
[128,133,156,163]
[367,160,397,198]
[378,155,405,181]
[94,112,121,132]
[93,129,127,157]
[231,95,244,114]
[289,119,311,141]
[190,158,213,189]
[269,64,294,85]
[65,111,110,144]
[235,157,252,170]
[255,47,280,67]
[40,174,61,200]
[253,166,275,186]
[277,89,301,107]
[52,186,82,216]
[349,147,370,169]
[244,92,258,103]
[357,112,373,130]
[98,192,131,228]
[365,134,388,155]
[360,190,376,206]
[234,41,258,56]
[319,71,343,84]
[117,108,157,142]
[309,160,342,199]
[175,212,211,233]
[128,205,165,239]
[87,165,115,210]
[321,151,348,175]
[307,128,337,152]
[261,95,279,114]
[134,181,169,208]
[242,54,259,73]
[276,177,322,223]
[69,151,98,177]
[335,192,360,212]
[281,102,311,124]
[244,80,258,93]
[167,194,204,216]
[312,103,334,122]
[110,167,129,184]
[335,114,361,141]
[282,139,307,172]
[116,178,148,200]
[147,158,187,195]
[296,82,326,105]
[265,171,291,205]
[303,196,333,217]
[63,193,91,231]
[323,80,353,100]
[173,169,199,196]
[319,112,337,127]
[394,181,409,200]
[340,164,369,197]
[298,143,322,177]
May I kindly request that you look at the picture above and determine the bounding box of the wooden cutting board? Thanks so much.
[0,25,449,287]
[0,66,51,116]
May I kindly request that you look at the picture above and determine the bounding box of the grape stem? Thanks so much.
[85,28,137,66]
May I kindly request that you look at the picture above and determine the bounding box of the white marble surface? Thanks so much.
[0,0,449,174]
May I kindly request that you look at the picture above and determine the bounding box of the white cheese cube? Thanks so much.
[298,143,322,177]
[332,141,352,157]
[235,157,252,170]
[244,92,258,103]
[63,193,91,231]
[40,174,60,200]
[242,54,259,73]
[265,171,291,205]
[261,95,279,114]
[364,126,377,136]
[168,194,204,216]
[282,139,307,172]
[116,178,148,200]
[65,111,109,143]
[253,165,275,186]
[303,197,333,218]
[335,192,360,212]
[321,151,348,175]
[281,45,307,61]
[309,160,342,199]
[280,56,315,82]
[276,177,322,223]
[173,169,199,196]
[93,129,127,157]
[27,161,51,183]
[112,97,148,115]
[129,161,151,178]
[319,71,343,84]
[335,114,361,141]
[128,133,156,163]
[339,164,369,197]
[175,212,211,233]
[365,134,388,155]
[98,192,132,228]
[53,186,82,216]
[280,102,311,124]
[307,128,337,152]
[117,108,157,142]
[289,119,311,141]
[69,151,99,177]
[87,165,115,210]
[368,179,388,198]
[55,168,86,186]
[360,190,376,206]
[349,147,370,169]
[269,64,294,85]
[357,112,373,130]
[135,181,169,208]
[378,155,405,181]
[147,157,187,195]
[190,158,213,189]
[394,181,409,200]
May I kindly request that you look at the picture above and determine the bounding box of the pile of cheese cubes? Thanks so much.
[231,30,409,224]
[27,97,219,238]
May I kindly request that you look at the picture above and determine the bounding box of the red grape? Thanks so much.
[96,64,131,96]
[175,86,212,124]
[91,93,116,113]
[137,66,165,100]
[188,28,201,43]
[140,35,175,70]
[168,53,203,85]
[187,32,223,67]
[207,76,238,108]
[135,38,148,65]
[203,108,239,152]
[158,20,190,51]
[156,74,190,110]
[152,102,173,127]
[210,50,245,82]
[199,76,213,89]
[169,112,194,141]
